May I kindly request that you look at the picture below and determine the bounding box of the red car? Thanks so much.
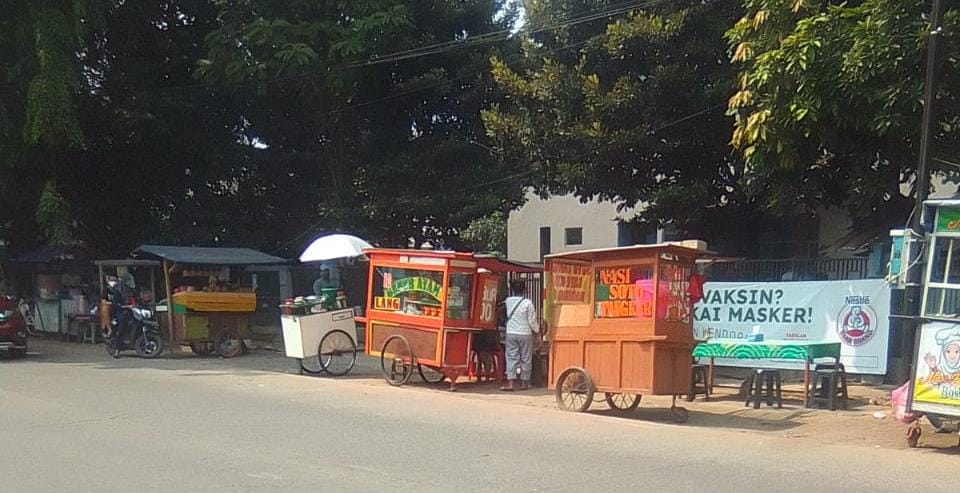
[0,297,27,357]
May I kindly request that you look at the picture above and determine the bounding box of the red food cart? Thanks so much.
[362,249,539,390]
[545,243,707,421]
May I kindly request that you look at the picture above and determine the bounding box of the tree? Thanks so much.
[726,0,960,228]
[63,1,266,255]
[0,0,107,248]
[460,210,507,254]
[197,0,527,253]
[482,0,751,251]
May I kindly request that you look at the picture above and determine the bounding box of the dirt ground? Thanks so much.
[12,337,960,454]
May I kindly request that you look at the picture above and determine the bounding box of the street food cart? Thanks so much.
[278,233,371,376]
[544,243,707,421]
[363,249,539,390]
[907,199,960,445]
[133,245,287,358]
[280,296,359,376]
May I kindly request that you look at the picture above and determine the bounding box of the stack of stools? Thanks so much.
[744,369,783,409]
[807,362,848,410]
[687,360,710,402]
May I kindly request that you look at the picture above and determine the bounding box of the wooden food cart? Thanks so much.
[363,249,539,390]
[134,245,287,358]
[545,243,707,421]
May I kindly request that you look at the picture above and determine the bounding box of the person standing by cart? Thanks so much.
[502,280,539,391]
[312,265,338,294]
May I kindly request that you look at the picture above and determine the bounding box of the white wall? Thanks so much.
[507,191,629,262]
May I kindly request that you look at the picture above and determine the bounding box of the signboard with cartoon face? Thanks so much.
[912,321,960,416]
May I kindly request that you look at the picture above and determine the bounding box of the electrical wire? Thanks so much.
[270,101,726,255]
[148,0,669,95]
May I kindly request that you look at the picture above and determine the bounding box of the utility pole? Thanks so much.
[912,0,946,229]
[896,0,946,384]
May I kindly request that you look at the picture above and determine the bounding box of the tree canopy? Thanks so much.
[482,0,756,252]
[727,0,960,228]
[0,1,955,259]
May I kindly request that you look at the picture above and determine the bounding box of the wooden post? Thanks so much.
[150,266,157,308]
[163,260,174,345]
[98,264,105,299]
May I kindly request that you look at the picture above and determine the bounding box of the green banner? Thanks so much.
[936,207,960,233]
[385,276,442,301]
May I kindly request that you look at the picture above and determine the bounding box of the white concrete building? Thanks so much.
[507,191,652,263]
[506,189,954,263]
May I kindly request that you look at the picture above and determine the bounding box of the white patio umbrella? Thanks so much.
[299,234,373,263]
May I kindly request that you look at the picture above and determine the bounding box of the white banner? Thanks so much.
[693,279,891,375]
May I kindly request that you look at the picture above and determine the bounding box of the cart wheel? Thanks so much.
[189,342,214,357]
[318,329,357,376]
[380,335,414,386]
[300,356,325,374]
[215,329,244,358]
[670,406,690,423]
[417,364,445,384]
[907,423,922,448]
[605,393,642,411]
[556,367,594,413]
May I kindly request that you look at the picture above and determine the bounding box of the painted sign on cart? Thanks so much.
[912,321,960,416]
[692,279,890,375]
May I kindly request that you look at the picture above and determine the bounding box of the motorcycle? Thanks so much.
[106,305,163,359]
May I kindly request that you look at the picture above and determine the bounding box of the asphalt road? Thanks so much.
[1,342,956,492]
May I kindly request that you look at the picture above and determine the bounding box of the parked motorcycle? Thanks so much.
[106,305,163,359]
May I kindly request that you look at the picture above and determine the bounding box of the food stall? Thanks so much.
[280,294,359,375]
[279,234,371,376]
[907,198,960,446]
[363,249,539,390]
[133,245,287,358]
[544,243,708,421]
[7,245,96,338]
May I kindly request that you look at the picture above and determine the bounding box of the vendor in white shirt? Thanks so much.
[501,280,539,391]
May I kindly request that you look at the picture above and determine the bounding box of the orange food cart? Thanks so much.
[545,243,707,421]
[363,249,539,390]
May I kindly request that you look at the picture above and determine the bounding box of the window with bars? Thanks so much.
[923,236,960,317]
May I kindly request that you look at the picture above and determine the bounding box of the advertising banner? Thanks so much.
[912,321,960,417]
[693,279,890,374]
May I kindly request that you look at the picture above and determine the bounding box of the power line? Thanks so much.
[326,39,592,116]
[148,0,667,95]
[271,101,724,255]
[648,104,726,134]
[270,170,536,255]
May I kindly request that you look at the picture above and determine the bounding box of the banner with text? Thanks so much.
[693,279,890,375]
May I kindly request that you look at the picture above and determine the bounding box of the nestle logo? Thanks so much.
[845,295,871,305]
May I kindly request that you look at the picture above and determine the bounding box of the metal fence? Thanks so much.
[705,257,875,282]
[509,271,543,321]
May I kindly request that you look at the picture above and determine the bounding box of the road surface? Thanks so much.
[1,342,955,492]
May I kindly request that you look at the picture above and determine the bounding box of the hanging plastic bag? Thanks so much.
[891,381,919,424]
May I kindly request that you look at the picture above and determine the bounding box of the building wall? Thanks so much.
[507,191,628,263]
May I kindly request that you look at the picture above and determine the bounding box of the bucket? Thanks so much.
[99,300,112,331]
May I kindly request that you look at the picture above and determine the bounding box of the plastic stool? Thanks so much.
[687,364,710,402]
[467,348,503,383]
[744,369,782,409]
[807,363,848,410]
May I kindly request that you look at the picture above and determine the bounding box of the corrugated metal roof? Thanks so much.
[134,245,287,265]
